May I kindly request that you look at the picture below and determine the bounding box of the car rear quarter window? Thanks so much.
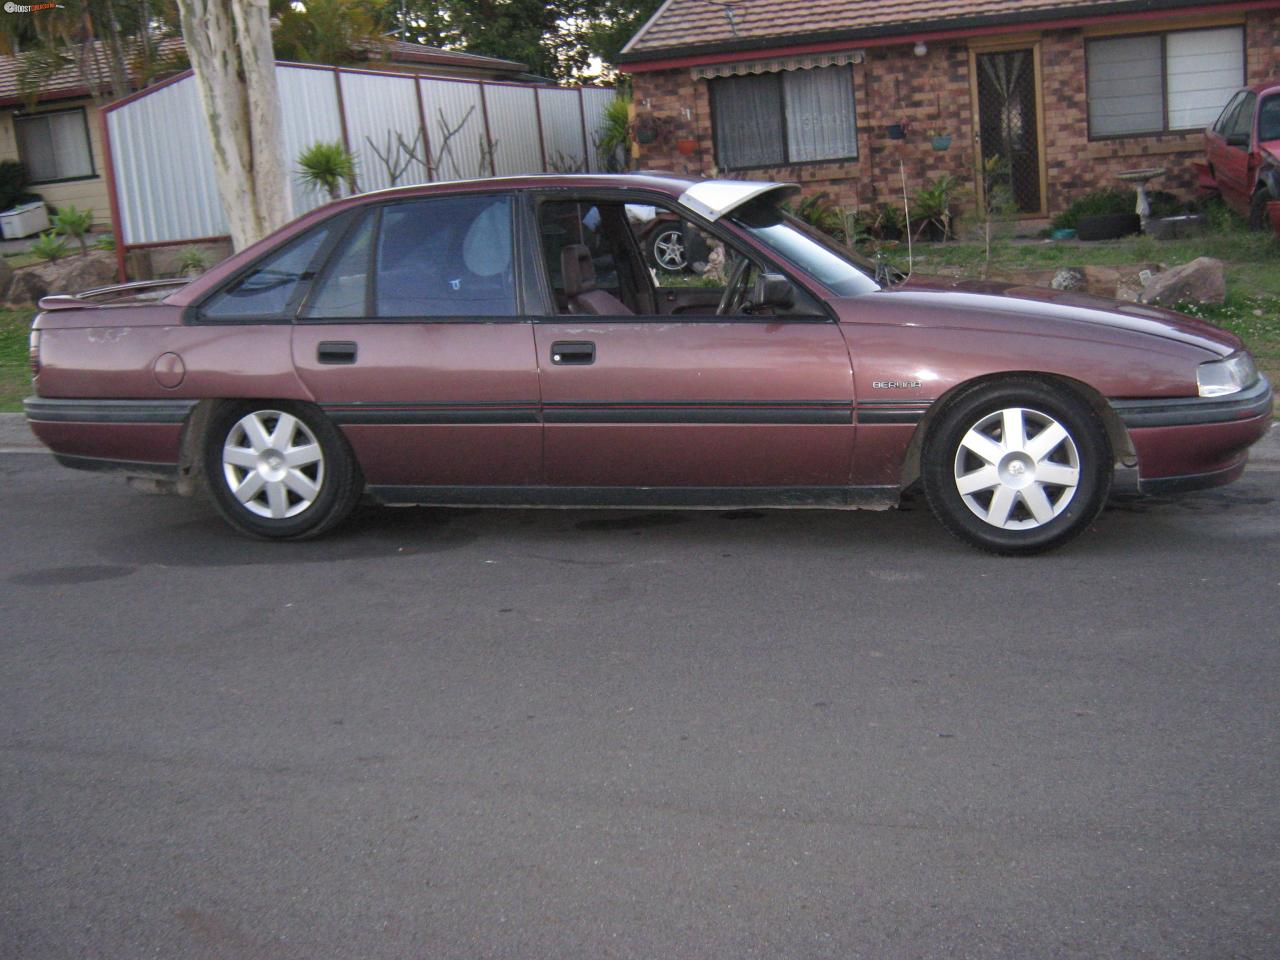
[200,224,333,321]
[374,194,516,318]
[302,211,375,318]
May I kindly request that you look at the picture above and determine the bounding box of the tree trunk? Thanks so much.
[175,0,292,251]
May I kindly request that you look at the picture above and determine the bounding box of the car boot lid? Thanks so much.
[678,180,800,221]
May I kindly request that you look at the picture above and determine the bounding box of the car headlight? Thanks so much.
[1197,351,1257,397]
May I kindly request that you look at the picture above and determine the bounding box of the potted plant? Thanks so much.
[676,138,698,156]
[887,122,907,140]
[929,98,950,150]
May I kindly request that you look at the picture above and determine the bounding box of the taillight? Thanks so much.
[29,328,40,378]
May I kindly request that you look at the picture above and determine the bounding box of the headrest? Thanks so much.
[560,244,596,297]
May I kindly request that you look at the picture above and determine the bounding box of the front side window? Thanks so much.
[201,224,334,320]
[1259,95,1280,143]
[711,65,858,169]
[1087,26,1244,138]
[14,108,94,182]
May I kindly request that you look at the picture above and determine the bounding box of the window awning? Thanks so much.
[691,50,864,80]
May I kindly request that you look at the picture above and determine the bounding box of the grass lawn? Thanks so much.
[896,228,1280,388]
[0,308,33,412]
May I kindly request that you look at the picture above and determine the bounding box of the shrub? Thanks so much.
[1051,188,1136,231]
[911,175,960,241]
[51,205,93,257]
[790,191,849,242]
[93,233,116,252]
[297,141,357,200]
[30,230,68,263]
[175,246,207,276]
[597,96,632,173]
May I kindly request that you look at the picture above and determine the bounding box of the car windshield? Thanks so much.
[730,201,880,297]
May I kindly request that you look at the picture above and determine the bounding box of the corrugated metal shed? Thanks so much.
[103,65,619,249]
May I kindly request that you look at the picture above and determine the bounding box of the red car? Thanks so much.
[1205,81,1280,227]
[24,174,1274,554]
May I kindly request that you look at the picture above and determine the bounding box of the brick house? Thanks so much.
[618,0,1280,223]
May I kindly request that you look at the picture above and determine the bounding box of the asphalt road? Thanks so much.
[2,449,1278,960]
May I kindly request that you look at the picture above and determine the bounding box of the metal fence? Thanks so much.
[102,64,619,260]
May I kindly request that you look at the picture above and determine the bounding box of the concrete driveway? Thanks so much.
[1,428,1278,959]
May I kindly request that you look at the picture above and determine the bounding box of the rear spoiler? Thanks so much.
[37,278,191,312]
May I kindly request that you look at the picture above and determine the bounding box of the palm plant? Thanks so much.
[31,230,69,263]
[297,141,358,201]
[51,204,93,257]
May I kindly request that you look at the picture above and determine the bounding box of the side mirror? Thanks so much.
[750,272,794,309]
[1225,132,1250,148]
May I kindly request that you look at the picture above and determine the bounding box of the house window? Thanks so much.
[14,108,95,183]
[710,65,858,169]
[1086,26,1244,138]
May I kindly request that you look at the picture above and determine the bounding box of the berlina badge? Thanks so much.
[872,379,922,389]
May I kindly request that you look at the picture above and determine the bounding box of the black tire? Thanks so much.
[203,400,363,540]
[921,379,1112,555]
[1249,189,1270,231]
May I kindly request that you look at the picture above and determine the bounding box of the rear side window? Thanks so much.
[301,194,519,320]
[375,194,516,317]
[201,224,332,320]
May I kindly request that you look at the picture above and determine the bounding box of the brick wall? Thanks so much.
[629,10,1280,221]
[1245,8,1280,85]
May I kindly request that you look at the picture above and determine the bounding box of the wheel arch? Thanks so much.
[175,397,356,496]
[898,371,1135,489]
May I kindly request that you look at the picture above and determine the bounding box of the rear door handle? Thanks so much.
[318,341,357,364]
[550,341,595,365]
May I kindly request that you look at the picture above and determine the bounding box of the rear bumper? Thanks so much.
[24,396,190,472]
[1110,378,1273,494]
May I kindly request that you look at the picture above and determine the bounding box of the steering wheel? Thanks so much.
[716,255,753,316]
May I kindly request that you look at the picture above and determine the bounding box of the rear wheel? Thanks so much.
[203,401,362,539]
[921,380,1112,555]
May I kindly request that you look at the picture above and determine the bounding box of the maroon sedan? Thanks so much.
[25,174,1273,553]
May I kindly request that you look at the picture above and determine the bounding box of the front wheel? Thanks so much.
[921,380,1112,555]
[203,401,362,539]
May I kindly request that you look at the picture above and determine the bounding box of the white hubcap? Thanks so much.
[222,411,325,520]
[953,407,1080,530]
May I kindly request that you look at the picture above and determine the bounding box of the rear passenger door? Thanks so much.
[291,192,542,489]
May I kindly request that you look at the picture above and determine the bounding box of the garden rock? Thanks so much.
[1139,256,1226,307]
[0,257,12,295]
[5,251,116,305]
[1081,265,1121,297]
[6,270,48,305]
[1051,268,1085,291]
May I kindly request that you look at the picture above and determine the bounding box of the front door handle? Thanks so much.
[318,341,357,364]
[551,341,595,365]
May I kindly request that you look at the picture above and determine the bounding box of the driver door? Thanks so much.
[531,195,855,491]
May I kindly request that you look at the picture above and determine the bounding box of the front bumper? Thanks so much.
[1109,377,1273,494]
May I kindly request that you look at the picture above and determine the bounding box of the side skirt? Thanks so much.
[365,485,901,510]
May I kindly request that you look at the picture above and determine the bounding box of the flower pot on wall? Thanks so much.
[931,135,952,151]
[676,138,698,156]
[887,123,906,140]
[635,126,658,145]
